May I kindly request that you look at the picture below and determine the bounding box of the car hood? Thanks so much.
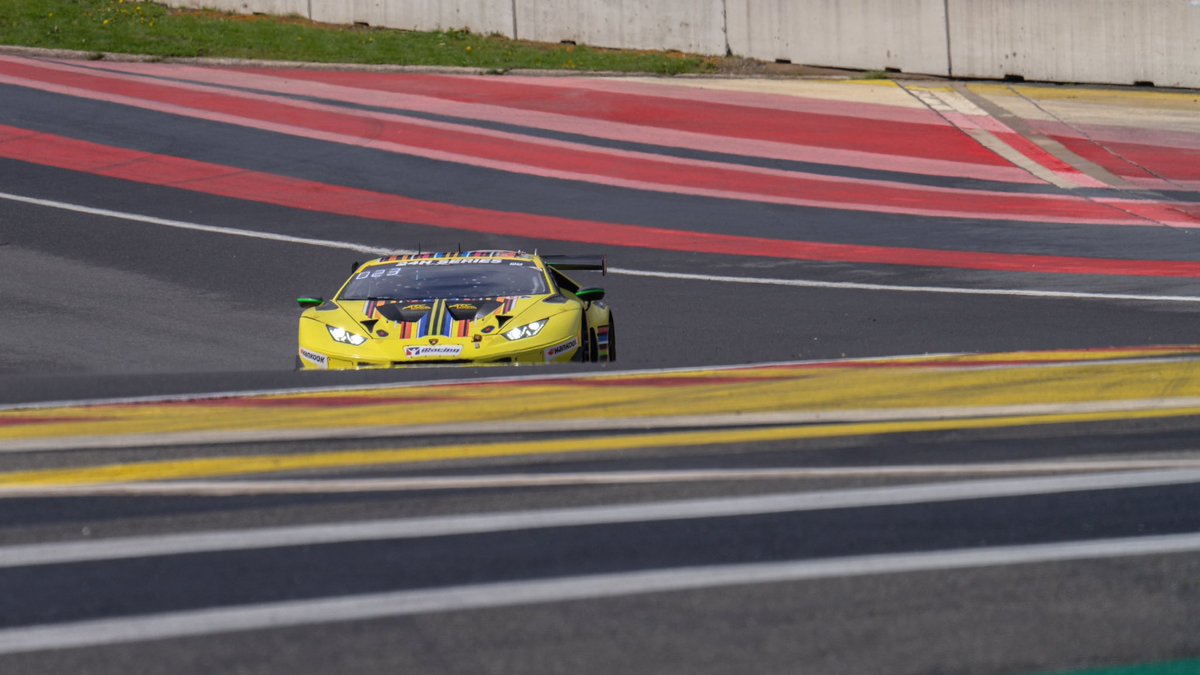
[334,295,556,339]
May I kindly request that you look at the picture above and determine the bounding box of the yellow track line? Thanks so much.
[4,347,1200,450]
[4,404,1200,488]
[971,82,1200,107]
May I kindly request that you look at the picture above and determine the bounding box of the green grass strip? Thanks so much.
[1041,660,1200,675]
[0,0,722,74]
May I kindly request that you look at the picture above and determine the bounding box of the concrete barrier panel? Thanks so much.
[164,0,310,17]
[160,0,1200,88]
[311,0,514,37]
[515,0,727,54]
[948,0,1200,88]
[726,0,950,75]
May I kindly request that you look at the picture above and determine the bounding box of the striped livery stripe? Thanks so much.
[596,324,611,359]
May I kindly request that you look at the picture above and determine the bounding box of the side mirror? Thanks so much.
[576,287,605,302]
[297,297,324,309]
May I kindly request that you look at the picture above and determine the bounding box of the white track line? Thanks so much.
[0,191,403,256]
[4,459,1200,498]
[609,267,1200,303]
[5,191,1199,304]
[2,531,1200,654]
[3,468,1200,570]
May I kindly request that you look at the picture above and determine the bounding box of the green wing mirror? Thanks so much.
[576,287,605,302]
[297,297,324,309]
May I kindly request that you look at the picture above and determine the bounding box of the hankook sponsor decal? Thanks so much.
[404,345,464,359]
[545,337,579,361]
[298,348,328,369]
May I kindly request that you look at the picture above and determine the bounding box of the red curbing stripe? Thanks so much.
[503,75,944,125]
[21,57,1039,183]
[990,130,1109,189]
[0,58,1114,223]
[1050,134,1166,182]
[1100,200,1200,227]
[5,125,1200,278]
[1101,140,1200,182]
[937,109,1106,189]
[1042,125,1200,185]
[239,70,1016,167]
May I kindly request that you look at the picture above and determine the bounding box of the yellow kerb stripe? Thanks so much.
[4,405,1200,488]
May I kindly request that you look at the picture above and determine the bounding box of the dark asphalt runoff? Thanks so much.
[1,169,1196,403]
[1,54,1199,675]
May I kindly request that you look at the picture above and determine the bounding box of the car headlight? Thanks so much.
[503,319,547,341]
[327,325,367,346]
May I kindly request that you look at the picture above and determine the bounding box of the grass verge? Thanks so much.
[0,0,725,74]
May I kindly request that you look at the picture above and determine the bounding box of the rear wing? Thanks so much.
[542,255,607,275]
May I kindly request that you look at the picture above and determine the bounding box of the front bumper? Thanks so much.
[297,315,581,369]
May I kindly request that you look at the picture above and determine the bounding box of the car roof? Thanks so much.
[365,250,537,266]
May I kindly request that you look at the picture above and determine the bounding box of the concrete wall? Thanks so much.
[514,0,726,55]
[160,0,1200,88]
[727,0,950,75]
[167,0,309,17]
[311,0,513,36]
[947,0,1200,88]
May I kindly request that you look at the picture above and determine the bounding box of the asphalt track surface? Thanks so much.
[2,53,1200,674]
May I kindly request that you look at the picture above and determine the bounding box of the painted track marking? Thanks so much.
[7,403,1200,485]
[609,267,1200,303]
[8,125,1200,272]
[6,396,1200,458]
[1,532,1199,653]
[900,85,1089,190]
[0,190,398,257]
[9,532,1200,655]
[4,458,1200,498]
[3,468,1200,569]
[6,347,1200,457]
[4,190,1199,304]
[4,345,1179,414]
[0,351,969,413]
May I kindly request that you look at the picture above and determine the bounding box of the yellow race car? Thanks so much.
[296,250,613,369]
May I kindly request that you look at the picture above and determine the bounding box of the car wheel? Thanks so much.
[606,317,616,362]
[588,328,600,363]
[574,315,592,362]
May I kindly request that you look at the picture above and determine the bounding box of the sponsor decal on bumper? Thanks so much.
[545,336,579,361]
[299,347,328,369]
[404,345,464,359]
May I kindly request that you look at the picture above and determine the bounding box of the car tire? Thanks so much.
[588,328,600,363]
[574,314,592,362]
[607,317,616,362]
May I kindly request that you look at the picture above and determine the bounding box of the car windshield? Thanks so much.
[339,260,550,300]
